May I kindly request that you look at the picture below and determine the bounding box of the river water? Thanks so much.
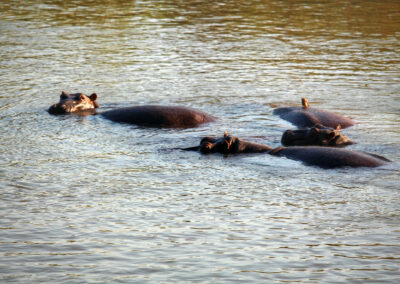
[1,0,400,283]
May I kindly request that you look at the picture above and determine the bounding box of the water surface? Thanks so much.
[1,0,400,283]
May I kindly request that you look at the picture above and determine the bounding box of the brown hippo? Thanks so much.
[183,132,389,168]
[273,98,355,129]
[48,91,216,128]
[184,132,271,154]
[281,124,354,147]
[48,91,99,115]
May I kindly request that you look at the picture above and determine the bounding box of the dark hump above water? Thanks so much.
[277,146,389,168]
[101,105,216,128]
[273,107,355,129]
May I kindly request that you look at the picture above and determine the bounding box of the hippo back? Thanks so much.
[101,105,216,128]
[273,106,354,129]
[275,146,389,168]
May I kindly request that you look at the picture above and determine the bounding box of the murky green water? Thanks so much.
[1,0,400,282]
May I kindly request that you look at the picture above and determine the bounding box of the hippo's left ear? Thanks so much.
[89,93,97,101]
[335,124,341,131]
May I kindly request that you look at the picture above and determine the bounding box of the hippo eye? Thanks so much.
[310,128,320,135]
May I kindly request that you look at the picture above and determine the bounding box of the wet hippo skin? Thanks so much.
[281,124,354,147]
[101,105,215,128]
[270,146,389,169]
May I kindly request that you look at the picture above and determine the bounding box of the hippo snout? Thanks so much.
[48,103,67,114]
[281,130,296,146]
[48,104,59,114]
[282,130,295,138]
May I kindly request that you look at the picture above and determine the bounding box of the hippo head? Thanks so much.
[281,124,354,147]
[48,91,99,115]
[199,132,238,154]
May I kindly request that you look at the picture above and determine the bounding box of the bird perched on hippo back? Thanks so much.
[273,98,355,129]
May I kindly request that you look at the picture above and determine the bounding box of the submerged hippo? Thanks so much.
[273,98,355,129]
[183,132,389,168]
[281,124,353,147]
[48,91,216,128]
[48,91,99,115]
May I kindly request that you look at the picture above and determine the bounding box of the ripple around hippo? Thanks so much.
[49,93,389,169]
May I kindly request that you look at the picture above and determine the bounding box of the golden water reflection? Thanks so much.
[1,0,399,38]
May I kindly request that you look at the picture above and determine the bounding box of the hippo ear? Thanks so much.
[60,91,68,99]
[335,124,341,131]
[224,131,228,138]
[89,93,97,101]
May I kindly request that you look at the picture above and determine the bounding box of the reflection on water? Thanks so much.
[1,0,400,283]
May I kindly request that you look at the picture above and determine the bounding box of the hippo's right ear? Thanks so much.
[89,93,97,101]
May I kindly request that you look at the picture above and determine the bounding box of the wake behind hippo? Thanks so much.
[48,91,216,128]
[273,98,355,129]
[183,132,389,168]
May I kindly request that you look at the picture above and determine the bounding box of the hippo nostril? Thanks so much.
[200,142,213,153]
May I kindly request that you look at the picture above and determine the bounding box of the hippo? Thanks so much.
[48,91,99,115]
[273,98,355,129]
[183,132,271,154]
[48,91,216,128]
[183,132,389,168]
[281,124,354,147]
